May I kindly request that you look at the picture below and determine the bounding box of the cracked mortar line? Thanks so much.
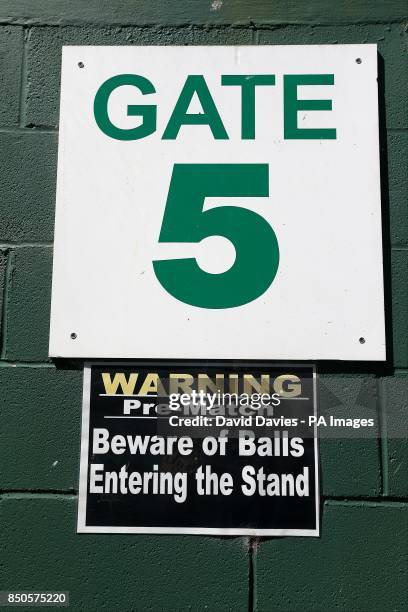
[378,377,390,496]
[18,26,29,128]
[0,250,15,360]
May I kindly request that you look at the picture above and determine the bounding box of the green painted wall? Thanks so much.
[0,2,407,610]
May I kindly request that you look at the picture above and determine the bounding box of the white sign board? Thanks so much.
[50,45,385,360]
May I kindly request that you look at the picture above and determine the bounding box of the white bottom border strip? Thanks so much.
[77,525,320,536]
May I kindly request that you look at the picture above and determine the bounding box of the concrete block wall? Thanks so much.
[0,2,406,610]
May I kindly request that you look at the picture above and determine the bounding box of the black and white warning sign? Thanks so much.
[78,363,319,535]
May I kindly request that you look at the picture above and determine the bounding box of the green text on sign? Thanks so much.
[153,164,279,309]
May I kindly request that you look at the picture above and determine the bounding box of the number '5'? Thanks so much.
[153,164,279,309]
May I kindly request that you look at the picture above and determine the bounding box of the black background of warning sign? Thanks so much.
[82,363,318,532]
